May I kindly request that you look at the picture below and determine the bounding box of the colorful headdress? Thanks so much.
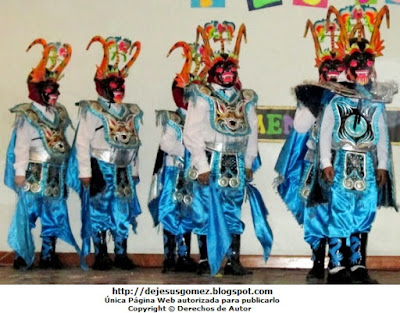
[326,5,390,57]
[196,21,247,69]
[167,41,207,88]
[304,18,345,68]
[27,38,72,83]
[87,36,141,80]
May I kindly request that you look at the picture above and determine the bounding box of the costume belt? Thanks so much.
[91,147,136,166]
[29,147,67,164]
[334,142,376,153]
[205,141,246,154]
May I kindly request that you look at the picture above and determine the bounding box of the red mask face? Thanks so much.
[95,75,125,103]
[208,58,238,88]
[319,58,345,82]
[28,79,60,106]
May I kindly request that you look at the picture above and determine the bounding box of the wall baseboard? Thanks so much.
[1,252,399,270]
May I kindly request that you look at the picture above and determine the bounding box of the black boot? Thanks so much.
[92,231,113,270]
[162,230,176,273]
[306,239,326,282]
[196,235,210,275]
[349,233,378,284]
[224,234,252,276]
[114,238,137,270]
[175,232,197,272]
[13,255,30,271]
[327,237,351,284]
[39,236,63,269]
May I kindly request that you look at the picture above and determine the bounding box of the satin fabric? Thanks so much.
[274,129,310,224]
[5,130,81,268]
[328,150,378,239]
[157,166,194,235]
[246,183,273,261]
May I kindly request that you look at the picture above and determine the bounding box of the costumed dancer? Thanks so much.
[148,41,206,273]
[183,21,273,276]
[68,36,142,270]
[317,5,397,283]
[274,16,346,282]
[4,38,81,270]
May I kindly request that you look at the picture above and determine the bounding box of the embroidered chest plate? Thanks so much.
[87,100,142,149]
[11,103,71,160]
[198,86,255,137]
[333,98,379,149]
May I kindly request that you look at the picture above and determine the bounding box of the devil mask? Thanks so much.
[95,73,126,103]
[87,36,141,105]
[28,78,60,106]
[208,55,238,88]
[345,39,375,85]
[26,39,71,107]
[326,5,390,86]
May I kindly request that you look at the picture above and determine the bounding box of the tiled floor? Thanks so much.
[1,266,399,285]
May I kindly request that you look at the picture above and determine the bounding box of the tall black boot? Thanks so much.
[327,237,351,284]
[175,232,197,272]
[162,230,176,273]
[114,238,137,270]
[224,234,252,276]
[92,231,113,270]
[13,255,29,271]
[196,235,210,275]
[39,236,63,269]
[306,239,326,282]
[349,233,378,284]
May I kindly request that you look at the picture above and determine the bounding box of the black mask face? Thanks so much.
[319,58,345,82]
[346,51,375,85]
[209,58,238,88]
[28,79,60,106]
[95,75,125,103]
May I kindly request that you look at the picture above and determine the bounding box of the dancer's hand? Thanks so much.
[376,169,388,188]
[245,168,253,181]
[322,166,334,183]
[14,176,26,187]
[197,172,210,186]
[80,177,91,187]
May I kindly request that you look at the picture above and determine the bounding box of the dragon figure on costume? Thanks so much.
[5,38,81,270]
[67,36,143,271]
[148,41,207,273]
[183,21,273,276]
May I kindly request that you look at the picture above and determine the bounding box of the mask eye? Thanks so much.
[122,84,125,89]
[109,82,117,89]
[350,60,358,67]
[337,66,344,72]
[322,67,328,72]
[45,88,52,93]
[367,60,374,67]
[230,67,237,72]
[215,67,224,74]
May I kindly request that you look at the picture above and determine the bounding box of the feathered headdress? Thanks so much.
[196,21,247,69]
[167,41,207,88]
[27,38,71,83]
[87,35,141,80]
[326,5,390,58]
[304,18,345,68]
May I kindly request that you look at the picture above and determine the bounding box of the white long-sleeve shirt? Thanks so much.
[14,102,58,176]
[75,97,139,178]
[183,84,258,175]
[319,101,388,170]
[159,109,185,167]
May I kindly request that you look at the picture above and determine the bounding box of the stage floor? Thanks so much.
[1,266,399,285]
